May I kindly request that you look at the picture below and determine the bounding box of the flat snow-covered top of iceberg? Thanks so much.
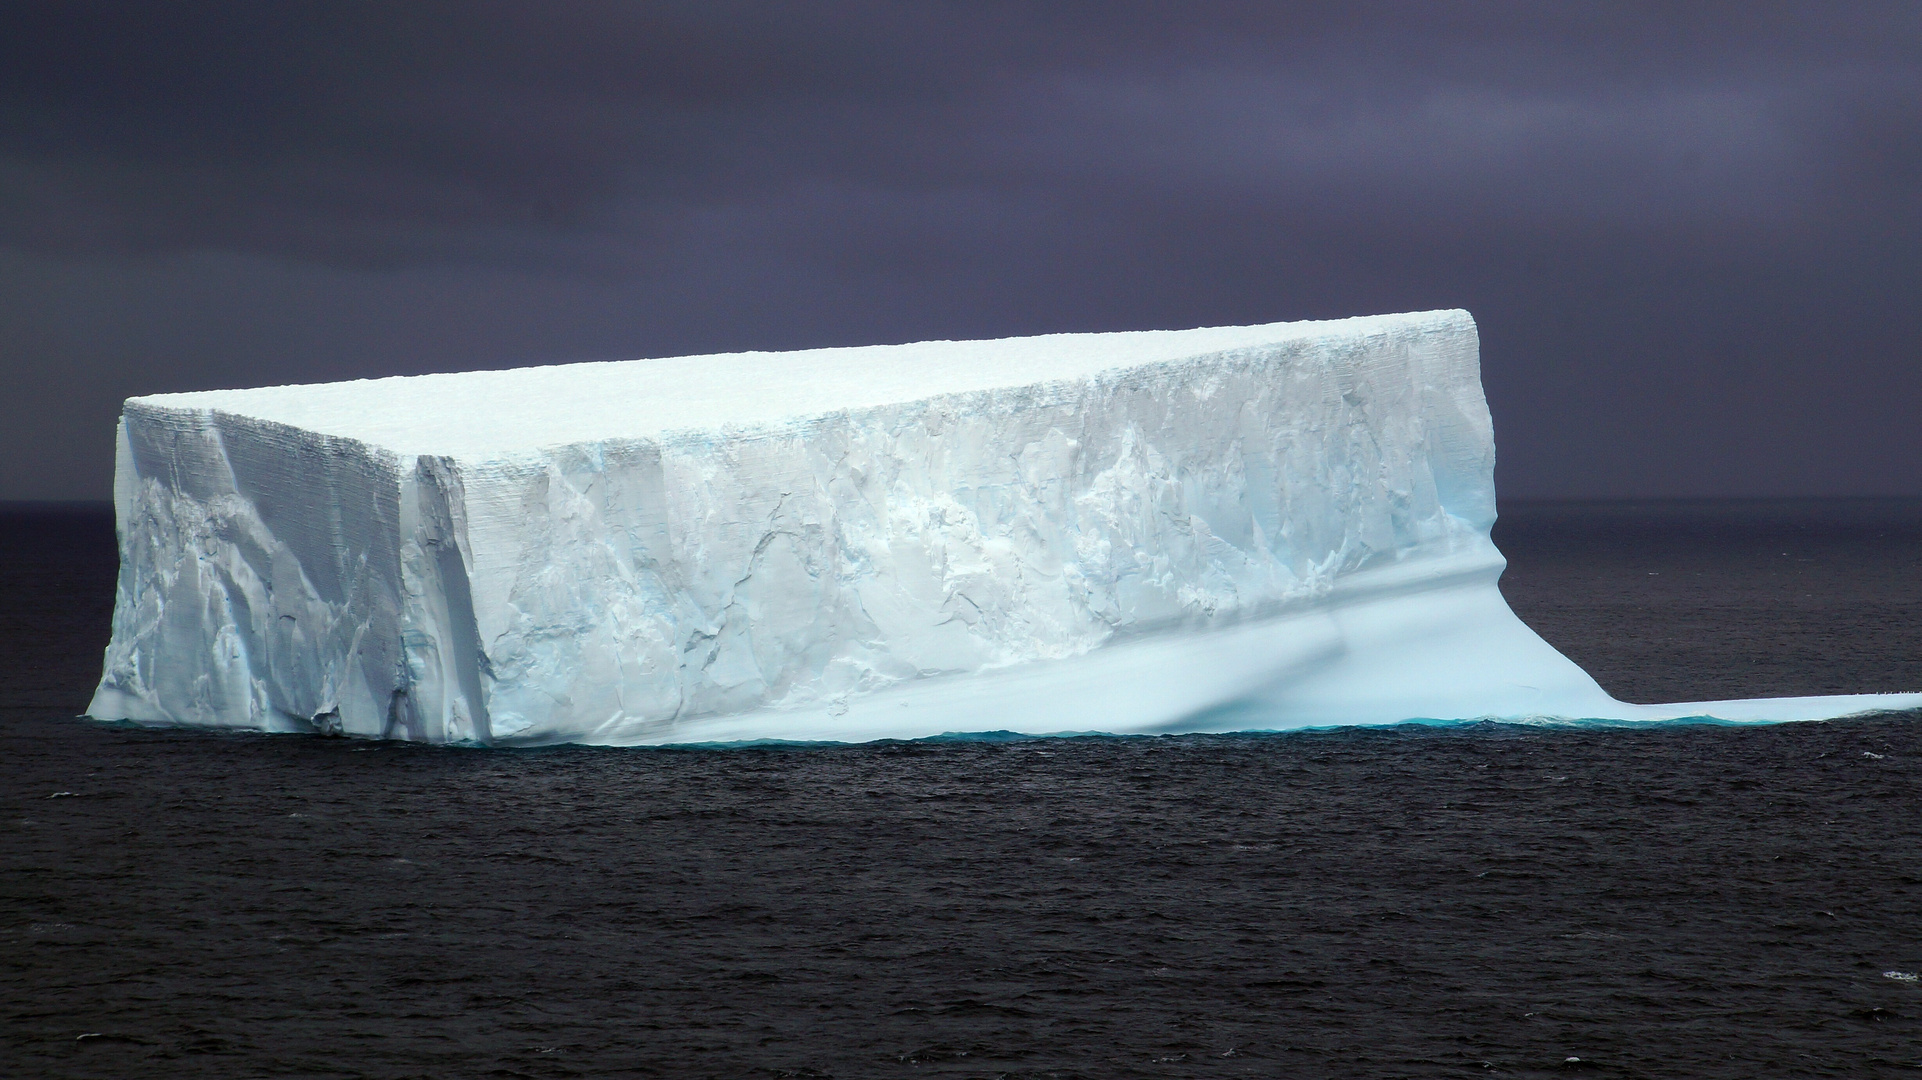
[131,310,1470,459]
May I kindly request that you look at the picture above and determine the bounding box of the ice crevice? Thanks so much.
[87,310,1922,744]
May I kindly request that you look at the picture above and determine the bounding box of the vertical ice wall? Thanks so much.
[90,408,409,736]
[443,322,1503,741]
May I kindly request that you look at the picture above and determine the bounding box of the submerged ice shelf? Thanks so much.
[88,310,1922,744]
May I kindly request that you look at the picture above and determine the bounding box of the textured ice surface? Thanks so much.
[87,310,1922,743]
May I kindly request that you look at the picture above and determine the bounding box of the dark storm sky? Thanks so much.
[1,2,1917,501]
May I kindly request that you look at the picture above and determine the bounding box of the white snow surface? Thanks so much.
[88,310,1922,743]
[135,320,1402,460]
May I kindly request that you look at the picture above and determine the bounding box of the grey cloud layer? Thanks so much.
[0,2,1918,500]
[4,2,1916,265]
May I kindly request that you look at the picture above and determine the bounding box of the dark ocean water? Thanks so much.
[3,500,1921,1079]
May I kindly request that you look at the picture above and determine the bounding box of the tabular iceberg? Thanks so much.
[87,310,1922,744]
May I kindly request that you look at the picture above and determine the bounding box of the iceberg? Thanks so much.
[87,310,1922,744]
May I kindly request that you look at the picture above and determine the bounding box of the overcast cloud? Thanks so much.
[1,1,1918,499]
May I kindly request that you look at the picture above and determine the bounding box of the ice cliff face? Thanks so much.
[97,310,1909,744]
[434,319,1495,742]
[96,410,408,737]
